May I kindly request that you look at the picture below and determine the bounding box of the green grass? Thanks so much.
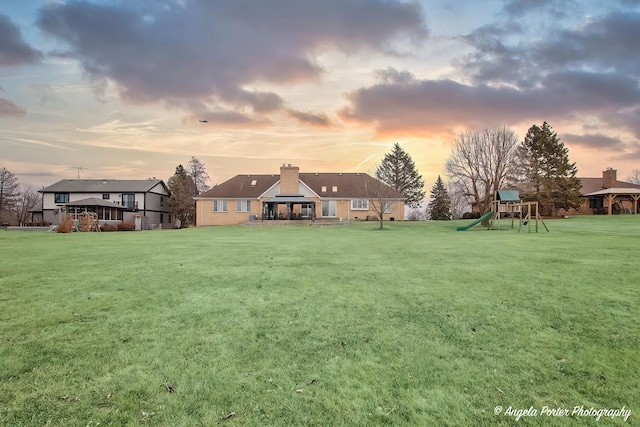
[1,216,638,426]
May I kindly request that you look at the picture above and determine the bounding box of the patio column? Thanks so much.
[633,195,639,214]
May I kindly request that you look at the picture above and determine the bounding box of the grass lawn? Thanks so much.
[0,216,638,426]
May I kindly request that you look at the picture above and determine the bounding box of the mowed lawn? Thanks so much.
[0,216,638,426]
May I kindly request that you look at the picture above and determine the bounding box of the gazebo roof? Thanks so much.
[584,188,640,196]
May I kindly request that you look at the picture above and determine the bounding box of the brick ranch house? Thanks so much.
[573,168,640,215]
[194,165,405,226]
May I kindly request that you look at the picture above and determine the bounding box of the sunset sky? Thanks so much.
[2,0,640,190]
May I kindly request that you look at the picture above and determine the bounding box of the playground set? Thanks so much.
[456,190,549,232]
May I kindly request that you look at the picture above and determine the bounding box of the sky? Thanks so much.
[1,0,640,190]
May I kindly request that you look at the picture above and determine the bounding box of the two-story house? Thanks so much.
[36,179,172,229]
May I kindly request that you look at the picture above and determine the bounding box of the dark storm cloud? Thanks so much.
[0,14,41,67]
[36,0,426,113]
[0,98,26,117]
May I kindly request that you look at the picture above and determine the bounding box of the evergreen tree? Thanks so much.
[167,165,197,227]
[376,143,425,208]
[427,175,451,220]
[515,122,582,215]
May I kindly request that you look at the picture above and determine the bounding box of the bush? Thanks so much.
[100,223,118,232]
[462,211,482,219]
[56,215,76,233]
[117,222,136,231]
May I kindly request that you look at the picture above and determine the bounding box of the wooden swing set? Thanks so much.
[77,211,101,232]
[489,191,549,233]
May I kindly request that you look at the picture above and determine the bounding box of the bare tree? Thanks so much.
[446,182,470,219]
[187,156,210,195]
[14,184,41,225]
[627,169,640,185]
[361,169,399,230]
[406,206,427,221]
[0,167,20,224]
[445,127,519,214]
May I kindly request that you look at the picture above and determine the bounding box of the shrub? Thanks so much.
[462,211,481,219]
[56,215,76,233]
[117,222,136,231]
[100,223,118,232]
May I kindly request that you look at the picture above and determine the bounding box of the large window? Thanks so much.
[322,200,336,217]
[122,193,135,209]
[54,193,69,203]
[351,199,369,210]
[237,200,251,212]
[384,201,393,214]
[213,200,227,212]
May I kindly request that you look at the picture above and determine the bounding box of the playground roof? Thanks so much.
[496,190,520,202]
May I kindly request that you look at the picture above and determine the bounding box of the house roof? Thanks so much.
[65,197,127,209]
[578,177,640,195]
[197,174,280,199]
[40,179,167,194]
[196,172,405,200]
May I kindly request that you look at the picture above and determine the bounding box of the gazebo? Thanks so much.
[584,188,640,215]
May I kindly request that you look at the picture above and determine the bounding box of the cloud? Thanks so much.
[342,4,640,139]
[0,98,26,117]
[287,109,331,127]
[37,0,426,114]
[561,133,627,151]
[0,14,41,67]
[341,68,640,135]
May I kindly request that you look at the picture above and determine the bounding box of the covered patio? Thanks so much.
[64,197,126,221]
[584,188,640,215]
[262,194,316,220]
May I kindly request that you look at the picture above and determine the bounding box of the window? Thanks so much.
[322,200,336,217]
[384,201,393,214]
[102,194,110,200]
[351,199,369,210]
[301,203,313,217]
[332,186,338,192]
[54,193,69,203]
[250,180,257,187]
[237,200,251,212]
[160,213,164,223]
[122,193,135,209]
[160,196,164,206]
[321,186,327,193]
[213,200,227,212]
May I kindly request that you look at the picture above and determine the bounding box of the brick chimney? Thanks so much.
[602,168,617,189]
[279,164,300,194]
